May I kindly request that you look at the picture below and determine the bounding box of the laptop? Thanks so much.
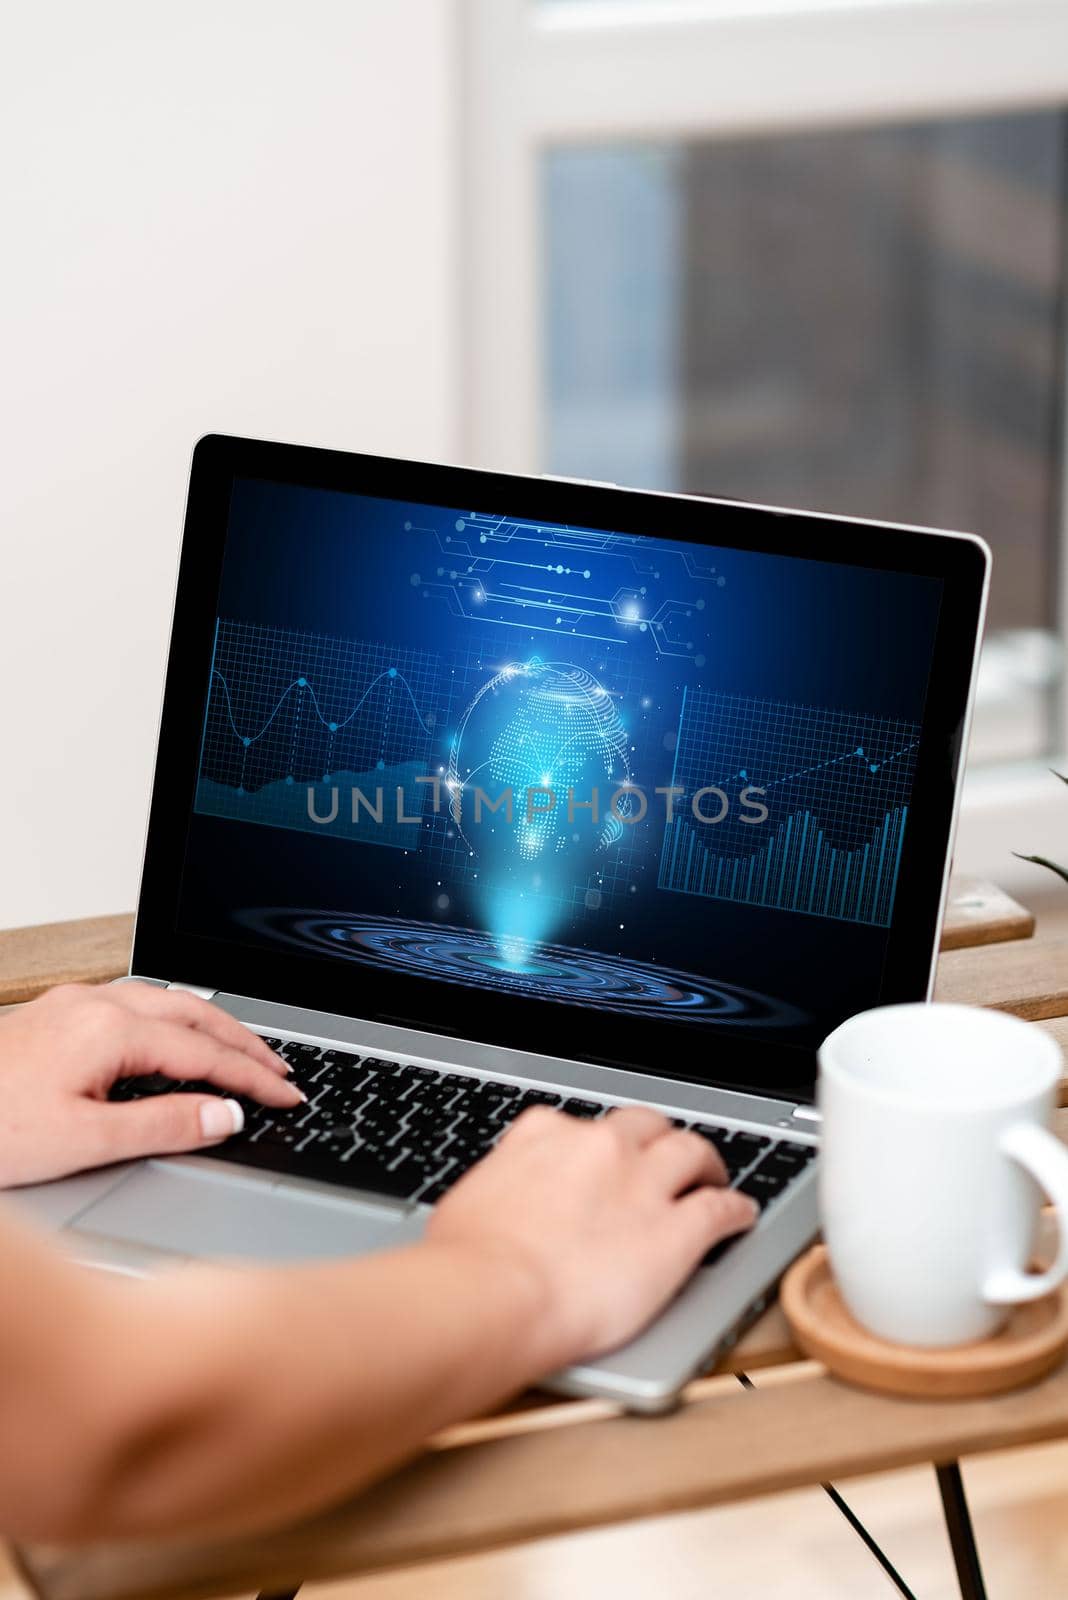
[16,435,990,1411]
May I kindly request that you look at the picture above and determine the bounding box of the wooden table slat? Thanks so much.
[934,936,1068,1020]
[940,878,1035,950]
[24,1352,1068,1600]
[0,915,134,1007]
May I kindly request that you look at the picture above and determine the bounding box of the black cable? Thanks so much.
[735,1373,919,1600]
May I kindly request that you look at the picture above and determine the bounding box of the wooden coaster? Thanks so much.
[781,1245,1068,1399]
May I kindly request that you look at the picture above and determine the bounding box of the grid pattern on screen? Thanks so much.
[195,620,443,848]
[657,690,921,927]
[195,617,678,924]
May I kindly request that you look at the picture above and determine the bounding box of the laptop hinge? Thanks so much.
[167,981,218,1000]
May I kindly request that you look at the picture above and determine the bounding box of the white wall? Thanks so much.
[0,1,458,929]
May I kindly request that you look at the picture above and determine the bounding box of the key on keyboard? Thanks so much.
[110,1041,530,1204]
[109,1042,817,1224]
[698,1137,817,1266]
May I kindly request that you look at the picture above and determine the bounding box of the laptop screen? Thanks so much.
[174,473,946,1066]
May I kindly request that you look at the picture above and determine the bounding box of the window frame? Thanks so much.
[460,0,1068,881]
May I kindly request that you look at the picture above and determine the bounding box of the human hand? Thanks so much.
[426,1105,757,1370]
[0,982,303,1186]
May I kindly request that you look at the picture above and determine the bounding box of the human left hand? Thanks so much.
[0,982,302,1186]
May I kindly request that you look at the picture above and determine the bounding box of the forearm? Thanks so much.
[2,1233,553,1542]
[0,1047,748,1543]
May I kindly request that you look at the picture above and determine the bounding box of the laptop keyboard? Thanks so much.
[109,1036,817,1260]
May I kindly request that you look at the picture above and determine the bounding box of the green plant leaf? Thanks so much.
[1012,851,1068,886]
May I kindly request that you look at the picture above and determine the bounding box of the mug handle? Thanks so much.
[984,1122,1068,1304]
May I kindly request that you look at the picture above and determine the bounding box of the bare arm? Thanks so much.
[0,988,755,1542]
[0,1206,548,1540]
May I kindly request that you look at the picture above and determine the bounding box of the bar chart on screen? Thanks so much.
[657,689,920,928]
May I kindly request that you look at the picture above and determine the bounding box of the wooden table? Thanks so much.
[6,878,1065,1600]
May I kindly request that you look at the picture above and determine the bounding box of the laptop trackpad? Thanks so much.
[70,1160,420,1262]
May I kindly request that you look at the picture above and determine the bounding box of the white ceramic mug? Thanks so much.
[818,1002,1068,1347]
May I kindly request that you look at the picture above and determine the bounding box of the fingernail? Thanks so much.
[199,1098,244,1139]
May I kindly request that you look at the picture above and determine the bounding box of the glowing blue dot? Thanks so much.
[323,773,330,782]
[856,747,865,757]
[298,677,307,688]
[285,775,294,785]
[556,564,564,574]
[329,721,337,732]
[870,763,879,773]
[242,736,251,747]
[584,569,591,579]
[455,518,466,531]
[376,758,385,770]
[696,598,705,611]
[404,520,412,531]
[480,533,487,543]
[388,667,397,677]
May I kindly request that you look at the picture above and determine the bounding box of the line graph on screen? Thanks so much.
[194,619,441,847]
[657,689,921,927]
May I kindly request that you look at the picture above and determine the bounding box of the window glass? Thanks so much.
[545,111,1067,761]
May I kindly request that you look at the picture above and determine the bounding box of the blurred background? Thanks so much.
[4,0,1068,928]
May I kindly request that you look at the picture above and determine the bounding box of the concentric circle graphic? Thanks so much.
[238,909,804,1027]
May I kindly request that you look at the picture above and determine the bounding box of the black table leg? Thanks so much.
[936,1461,988,1600]
[735,1374,919,1597]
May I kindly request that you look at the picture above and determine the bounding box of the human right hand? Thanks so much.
[426,1105,757,1371]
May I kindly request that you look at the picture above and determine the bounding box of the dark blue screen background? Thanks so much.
[178,478,944,1047]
